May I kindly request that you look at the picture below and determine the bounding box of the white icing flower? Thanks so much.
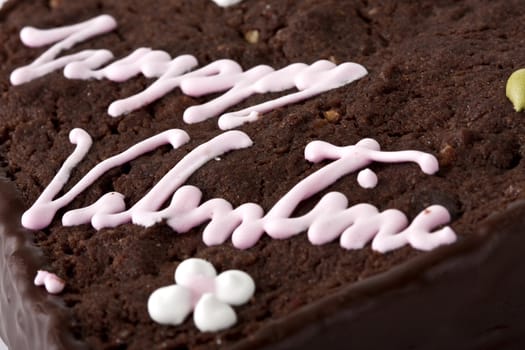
[148,258,255,332]
[194,294,237,332]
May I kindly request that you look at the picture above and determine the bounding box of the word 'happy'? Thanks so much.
[11,15,368,130]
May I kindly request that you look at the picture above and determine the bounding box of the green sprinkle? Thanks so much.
[506,68,525,112]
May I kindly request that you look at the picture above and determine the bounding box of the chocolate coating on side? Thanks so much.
[0,179,87,350]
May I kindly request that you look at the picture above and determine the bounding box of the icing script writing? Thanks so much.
[10,15,368,130]
[22,129,457,253]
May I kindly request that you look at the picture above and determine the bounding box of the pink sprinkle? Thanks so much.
[34,270,66,294]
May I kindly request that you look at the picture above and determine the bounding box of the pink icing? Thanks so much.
[216,61,367,130]
[34,270,65,294]
[23,129,252,231]
[14,15,455,254]
[22,131,456,253]
[357,168,378,188]
[10,15,116,85]
[12,15,368,129]
[21,128,192,230]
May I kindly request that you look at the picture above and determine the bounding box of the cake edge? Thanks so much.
[0,178,88,350]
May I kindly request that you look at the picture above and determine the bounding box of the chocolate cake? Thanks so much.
[1,0,525,349]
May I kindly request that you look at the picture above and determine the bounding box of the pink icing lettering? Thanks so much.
[12,15,368,129]
[65,130,253,229]
[65,48,174,81]
[108,58,242,118]
[13,16,454,254]
[228,138,454,252]
[10,15,116,85]
[22,129,253,231]
[22,128,191,230]
[22,131,457,253]
[217,61,367,130]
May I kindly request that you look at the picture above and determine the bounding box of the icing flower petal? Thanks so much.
[174,258,217,286]
[147,285,192,325]
[193,294,237,332]
[215,270,255,306]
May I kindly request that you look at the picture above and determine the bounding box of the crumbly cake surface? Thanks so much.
[1,0,525,349]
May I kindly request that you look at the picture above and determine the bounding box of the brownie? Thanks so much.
[1,0,525,349]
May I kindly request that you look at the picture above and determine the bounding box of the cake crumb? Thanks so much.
[439,144,456,167]
[244,30,260,44]
[323,109,341,123]
[368,7,379,16]
[49,0,61,8]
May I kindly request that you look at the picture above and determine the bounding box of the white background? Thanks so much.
[0,336,7,350]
